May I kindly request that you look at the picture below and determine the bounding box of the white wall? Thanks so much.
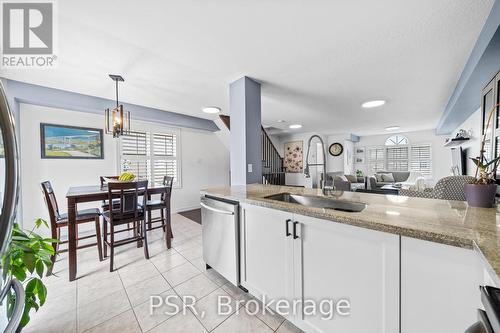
[450,108,482,177]
[19,104,229,232]
[272,132,355,187]
[354,129,450,183]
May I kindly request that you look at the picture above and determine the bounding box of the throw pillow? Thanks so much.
[345,175,357,182]
[375,174,384,182]
[381,173,395,182]
[339,175,349,182]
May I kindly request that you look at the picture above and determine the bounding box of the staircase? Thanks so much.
[219,115,285,185]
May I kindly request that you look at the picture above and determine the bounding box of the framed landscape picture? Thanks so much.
[40,123,104,159]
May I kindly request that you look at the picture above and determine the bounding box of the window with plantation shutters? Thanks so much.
[120,126,181,187]
[368,147,385,172]
[386,146,409,171]
[410,145,432,176]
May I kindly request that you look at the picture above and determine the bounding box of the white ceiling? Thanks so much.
[1,0,494,136]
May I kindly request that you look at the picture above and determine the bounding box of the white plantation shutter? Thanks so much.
[121,131,148,156]
[152,132,178,186]
[386,146,409,171]
[411,145,432,176]
[368,147,385,172]
[120,127,181,187]
[153,133,176,157]
[121,131,150,180]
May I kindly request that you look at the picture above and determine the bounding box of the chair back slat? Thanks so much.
[161,176,174,203]
[40,181,60,230]
[107,180,148,223]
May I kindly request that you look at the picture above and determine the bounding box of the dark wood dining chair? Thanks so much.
[99,176,120,211]
[103,180,149,271]
[146,176,174,248]
[41,181,103,274]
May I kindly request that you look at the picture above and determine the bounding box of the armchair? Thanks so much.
[399,176,476,201]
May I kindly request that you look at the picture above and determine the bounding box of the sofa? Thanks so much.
[368,171,410,189]
[323,172,365,191]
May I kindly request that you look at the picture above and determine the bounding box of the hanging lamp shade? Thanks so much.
[105,74,130,138]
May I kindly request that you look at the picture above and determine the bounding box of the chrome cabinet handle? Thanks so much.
[200,202,235,215]
[293,221,299,239]
[3,279,25,333]
[285,219,292,237]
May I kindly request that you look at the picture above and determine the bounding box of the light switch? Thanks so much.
[247,164,253,173]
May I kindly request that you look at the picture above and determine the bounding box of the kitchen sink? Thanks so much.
[264,193,367,213]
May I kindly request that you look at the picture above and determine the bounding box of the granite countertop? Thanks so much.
[201,184,500,281]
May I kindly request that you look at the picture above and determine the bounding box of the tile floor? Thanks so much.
[24,214,304,333]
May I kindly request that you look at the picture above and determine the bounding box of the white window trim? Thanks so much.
[116,120,182,189]
[365,142,433,178]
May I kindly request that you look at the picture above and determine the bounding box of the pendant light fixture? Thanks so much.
[105,74,130,138]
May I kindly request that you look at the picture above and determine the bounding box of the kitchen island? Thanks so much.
[201,184,499,333]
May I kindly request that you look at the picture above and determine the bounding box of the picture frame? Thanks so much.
[40,123,104,159]
[284,141,303,173]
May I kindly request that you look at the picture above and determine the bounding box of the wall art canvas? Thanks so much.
[284,141,303,173]
[40,123,104,159]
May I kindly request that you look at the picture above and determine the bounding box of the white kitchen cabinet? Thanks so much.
[293,214,400,333]
[239,203,295,301]
[400,236,482,333]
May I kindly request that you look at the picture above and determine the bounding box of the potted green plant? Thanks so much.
[2,219,56,330]
[465,103,500,208]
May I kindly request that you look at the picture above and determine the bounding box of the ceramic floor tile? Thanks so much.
[162,262,201,286]
[77,289,131,333]
[133,289,182,332]
[276,320,305,333]
[192,288,238,331]
[244,298,285,331]
[212,309,273,333]
[174,273,218,300]
[125,274,171,307]
[177,246,203,260]
[173,238,200,252]
[25,309,76,333]
[148,309,207,333]
[77,273,124,306]
[204,268,229,286]
[221,283,252,303]
[82,310,141,333]
[150,251,187,272]
[118,260,160,287]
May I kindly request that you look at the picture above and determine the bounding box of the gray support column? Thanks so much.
[230,77,262,185]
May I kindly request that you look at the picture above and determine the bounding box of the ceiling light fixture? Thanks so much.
[289,124,302,129]
[277,120,286,123]
[105,74,130,138]
[202,106,221,114]
[362,99,386,108]
[385,126,400,131]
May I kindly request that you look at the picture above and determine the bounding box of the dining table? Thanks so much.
[65,185,168,281]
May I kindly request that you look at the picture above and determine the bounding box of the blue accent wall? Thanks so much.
[1,78,219,132]
[437,0,500,134]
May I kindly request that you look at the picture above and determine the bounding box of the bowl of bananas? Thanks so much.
[117,172,136,181]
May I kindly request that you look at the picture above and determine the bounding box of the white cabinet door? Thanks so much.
[401,236,482,333]
[240,204,294,302]
[293,214,400,333]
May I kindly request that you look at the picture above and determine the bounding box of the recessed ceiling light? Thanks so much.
[202,106,221,114]
[277,120,286,123]
[385,126,400,131]
[289,124,302,129]
[362,99,386,108]
[386,210,400,216]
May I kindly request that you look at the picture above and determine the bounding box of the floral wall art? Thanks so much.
[284,141,303,173]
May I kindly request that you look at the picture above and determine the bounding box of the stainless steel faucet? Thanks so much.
[304,135,335,195]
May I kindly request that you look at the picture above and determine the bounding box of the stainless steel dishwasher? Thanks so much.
[201,196,239,286]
